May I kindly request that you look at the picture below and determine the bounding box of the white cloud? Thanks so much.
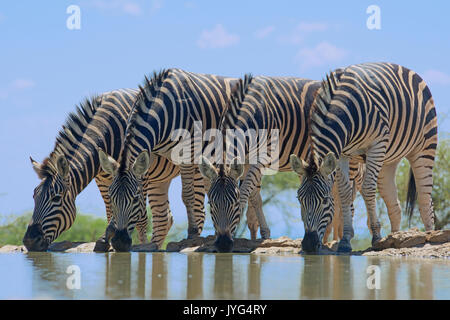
[422,69,450,86]
[280,22,328,45]
[255,26,275,39]
[122,2,142,15]
[0,78,35,99]
[11,79,35,89]
[197,24,239,49]
[150,0,164,13]
[297,22,328,33]
[295,42,347,70]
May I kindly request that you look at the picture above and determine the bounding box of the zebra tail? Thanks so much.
[405,168,417,225]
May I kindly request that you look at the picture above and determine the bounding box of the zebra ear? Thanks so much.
[99,149,119,177]
[290,154,307,176]
[132,151,150,178]
[30,157,46,180]
[198,156,218,181]
[320,152,337,176]
[229,158,244,180]
[56,155,70,178]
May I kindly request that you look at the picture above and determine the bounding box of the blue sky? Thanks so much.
[0,1,449,239]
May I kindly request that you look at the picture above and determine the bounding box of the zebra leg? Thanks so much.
[180,165,199,238]
[323,225,331,244]
[377,161,402,233]
[240,165,259,240]
[326,182,342,243]
[147,180,173,249]
[135,198,149,244]
[246,202,259,240]
[93,174,112,252]
[249,186,270,239]
[407,153,436,231]
[238,165,263,222]
[192,168,206,236]
[360,143,387,245]
[335,159,354,252]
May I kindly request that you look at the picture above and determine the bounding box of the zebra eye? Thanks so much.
[52,194,62,202]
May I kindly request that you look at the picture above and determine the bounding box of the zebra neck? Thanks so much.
[310,110,346,166]
[68,162,99,195]
[58,142,109,195]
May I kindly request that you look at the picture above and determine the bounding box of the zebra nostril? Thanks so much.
[214,234,234,253]
[302,231,320,253]
[23,224,49,251]
[111,229,132,252]
[23,233,49,251]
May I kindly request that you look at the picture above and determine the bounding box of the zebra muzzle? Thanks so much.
[110,229,132,252]
[301,231,321,253]
[214,233,234,253]
[23,224,49,252]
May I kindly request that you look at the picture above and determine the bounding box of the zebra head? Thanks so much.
[24,155,75,251]
[199,156,244,253]
[290,153,337,253]
[99,149,150,252]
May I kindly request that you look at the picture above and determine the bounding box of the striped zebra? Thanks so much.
[23,89,201,251]
[97,69,269,252]
[292,62,438,252]
[199,75,364,252]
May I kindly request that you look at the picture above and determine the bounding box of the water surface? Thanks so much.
[0,252,448,299]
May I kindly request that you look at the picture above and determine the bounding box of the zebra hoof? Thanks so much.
[187,231,200,240]
[93,239,110,252]
[260,230,271,240]
[371,234,382,246]
[337,239,352,253]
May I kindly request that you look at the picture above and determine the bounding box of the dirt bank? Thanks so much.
[1,229,449,259]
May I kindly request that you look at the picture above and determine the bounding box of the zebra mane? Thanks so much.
[217,73,253,172]
[39,96,103,178]
[309,71,340,167]
[120,69,171,170]
[219,73,253,132]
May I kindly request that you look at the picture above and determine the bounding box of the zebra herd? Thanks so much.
[23,62,438,253]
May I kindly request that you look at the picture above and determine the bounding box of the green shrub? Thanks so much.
[0,212,108,246]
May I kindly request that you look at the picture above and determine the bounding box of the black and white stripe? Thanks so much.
[102,69,268,251]
[24,89,188,251]
[296,62,438,252]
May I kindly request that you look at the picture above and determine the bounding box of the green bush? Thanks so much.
[0,207,177,248]
[0,212,32,246]
[0,212,108,246]
[57,213,108,243]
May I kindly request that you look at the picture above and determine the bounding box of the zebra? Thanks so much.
[291,62,438,253]
[23,89,202,251]
[97,69,269,252]
[199,74,365,252]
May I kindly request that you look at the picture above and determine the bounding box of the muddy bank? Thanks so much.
[1,229,449,259]
[166,228,450,258]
